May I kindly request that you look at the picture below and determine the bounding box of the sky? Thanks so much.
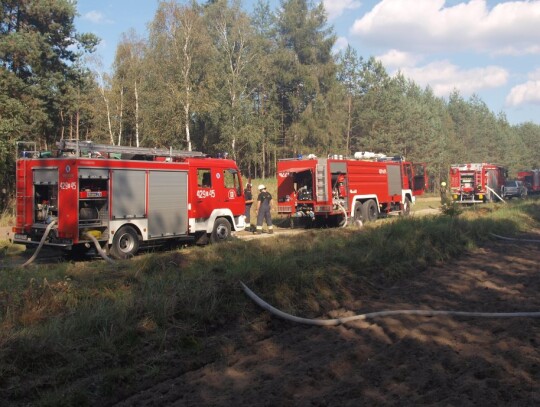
[74,0,540,126]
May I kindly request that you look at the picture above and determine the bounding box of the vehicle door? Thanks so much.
[220,167,244,216]
[192,167,217,219]
[411,163,427,196]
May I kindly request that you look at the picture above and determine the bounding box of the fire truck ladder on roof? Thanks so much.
[56,140,206,159]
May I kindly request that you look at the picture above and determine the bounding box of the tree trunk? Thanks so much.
[184,103,192,152]
[262,139,266,179]
[117,86,124,146]
[134,80,140,147]
[76,110,80,141]
[346,94,352,155]
[60,110,65,140]
[100,87,114,145]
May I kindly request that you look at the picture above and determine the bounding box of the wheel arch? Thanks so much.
[351,194,380,215]
[108,220,146,244]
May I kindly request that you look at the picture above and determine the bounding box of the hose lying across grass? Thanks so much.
[490,233,540,243]
[240,282,540,327]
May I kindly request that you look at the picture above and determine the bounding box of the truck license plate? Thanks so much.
[14,233,28,240]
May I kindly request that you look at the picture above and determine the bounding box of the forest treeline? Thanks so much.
[1,0,539,198]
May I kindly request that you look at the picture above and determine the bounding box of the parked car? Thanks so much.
[501,180,527,199]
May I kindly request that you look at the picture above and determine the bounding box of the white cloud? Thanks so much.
[333,37,350,53]
[506,69,540,106]
[351,0,540,55]
[528,68,540,81]
[323,0,362,20]
[83,10,112,25]
[376,49,422,68]
[396,60,508,97]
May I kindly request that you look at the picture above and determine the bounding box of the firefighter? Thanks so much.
[244,183,254,231]
[440,181,449,205]
[255,184,273,234]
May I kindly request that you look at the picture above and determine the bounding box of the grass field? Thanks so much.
[1,196,539,405]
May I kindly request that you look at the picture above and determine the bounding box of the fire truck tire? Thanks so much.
[353,204,364,222]
[110,226,140,259]
[402,197,411,216]
[210,218,232,243]
[362,200,378,222]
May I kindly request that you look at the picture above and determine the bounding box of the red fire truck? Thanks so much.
[449,163,507,203]
[12,140,246,258]
[517,170,540,194]
[277,152,426,226]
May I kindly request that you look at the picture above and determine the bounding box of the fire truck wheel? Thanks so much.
[111,226,140,259]
[362,200,378,222]
[210,218,232,243]
[353,204,364,222]
[402,197,411,216]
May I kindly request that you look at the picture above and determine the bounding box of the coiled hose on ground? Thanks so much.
[240,282,540,327]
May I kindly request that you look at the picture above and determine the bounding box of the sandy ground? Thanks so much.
[110,231,540,407]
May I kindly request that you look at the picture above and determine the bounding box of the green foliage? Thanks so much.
[440,201,463,217]
[2,0,540,197]
[0,0,98,194]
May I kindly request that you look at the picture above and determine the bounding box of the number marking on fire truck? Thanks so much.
[60,182,77,190]
[197,189,216,199]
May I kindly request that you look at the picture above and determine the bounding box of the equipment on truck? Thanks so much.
[517,170,540,194]
[449,163,507,203]
[12,140,246,259]
[277,152,427,226]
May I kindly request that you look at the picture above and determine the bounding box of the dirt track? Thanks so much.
[112,232,540,407]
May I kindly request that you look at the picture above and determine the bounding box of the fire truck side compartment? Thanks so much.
[111,170,146,219]
[33,168,58,184]
[148,170,188,237]
[387,164,402,195]
[79,168,109,179]
[316,159,328,201]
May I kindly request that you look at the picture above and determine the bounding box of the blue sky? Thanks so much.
[75,0,540,126]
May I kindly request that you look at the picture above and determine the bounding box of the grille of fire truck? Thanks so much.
[56,140,206,159]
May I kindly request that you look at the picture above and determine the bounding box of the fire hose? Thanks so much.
[1,220,59,268]
[19,220,58,267]
[85,233,117,265]
[486,186,506,203]
[335,201,348,228]
[240,281,540,326]
[2,222,117,268]
[490,233,540,243]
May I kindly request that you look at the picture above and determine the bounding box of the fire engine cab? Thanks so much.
[12,140,246,258]
[450,163,507,203]
[277,152,426,226]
